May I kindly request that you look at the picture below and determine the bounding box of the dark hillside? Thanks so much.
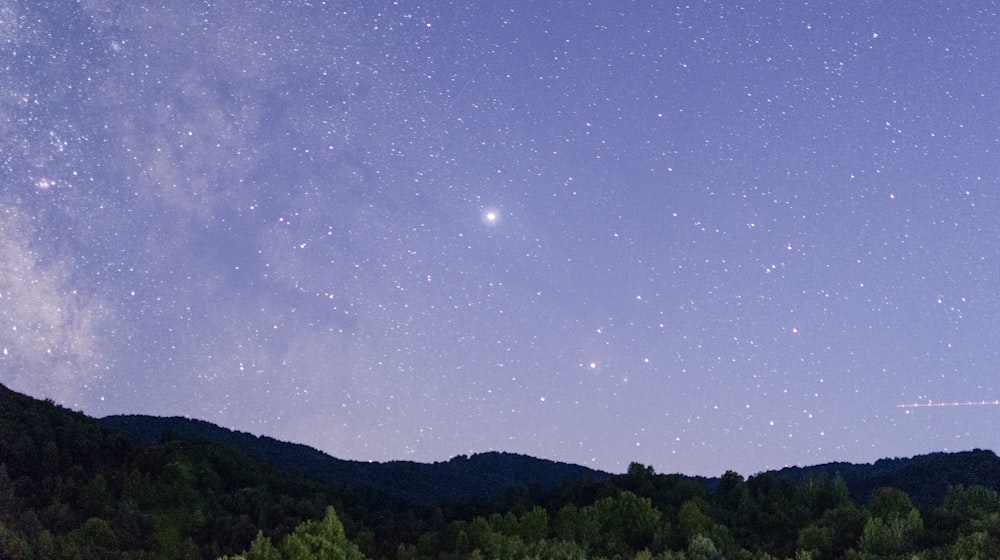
[772,449,1000,510]
[0,383,336,558]
[5,383,1000,559]
[100,414,611,506]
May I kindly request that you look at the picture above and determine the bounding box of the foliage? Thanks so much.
[5,383,1000,559]
[101,415,608,507]
[219,506,363,560]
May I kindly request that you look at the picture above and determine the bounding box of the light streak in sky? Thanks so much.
[897,400,1000,409]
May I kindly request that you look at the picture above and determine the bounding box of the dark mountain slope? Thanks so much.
[0,383,339,558]
[99,414,611,506]
[0,383,134,486]
[4,382,1000,559]
[771,449,1000,510]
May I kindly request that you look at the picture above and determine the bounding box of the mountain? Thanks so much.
[770,449,1000,510]
[0,382,607,558]
[4,381,1000,559]
[52,393,1000,519]
[98,414,610,507]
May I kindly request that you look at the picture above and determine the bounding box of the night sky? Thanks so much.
[2,1,999,476]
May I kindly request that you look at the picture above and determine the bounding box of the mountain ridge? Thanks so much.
[768,448,1000,510]
[98,413,612,507]
[4,382,1000,558]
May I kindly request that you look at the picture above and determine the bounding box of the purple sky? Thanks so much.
[2,1,999,476]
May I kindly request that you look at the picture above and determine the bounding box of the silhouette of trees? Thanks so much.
[6,383,1000,559]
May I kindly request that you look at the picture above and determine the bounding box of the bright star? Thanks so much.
[482,208,500,225]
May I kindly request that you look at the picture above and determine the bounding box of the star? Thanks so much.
[482,208,500,226]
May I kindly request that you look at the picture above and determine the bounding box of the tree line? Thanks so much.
[2,383,999,559]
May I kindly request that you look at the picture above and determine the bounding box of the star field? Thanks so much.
[1,1,999,475]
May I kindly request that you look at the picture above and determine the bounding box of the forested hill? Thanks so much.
[771,449,1000,511]
[98,413,1000,512]
[99,413,610,506]
[0,382,608,558]
[6,381,1000,559]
